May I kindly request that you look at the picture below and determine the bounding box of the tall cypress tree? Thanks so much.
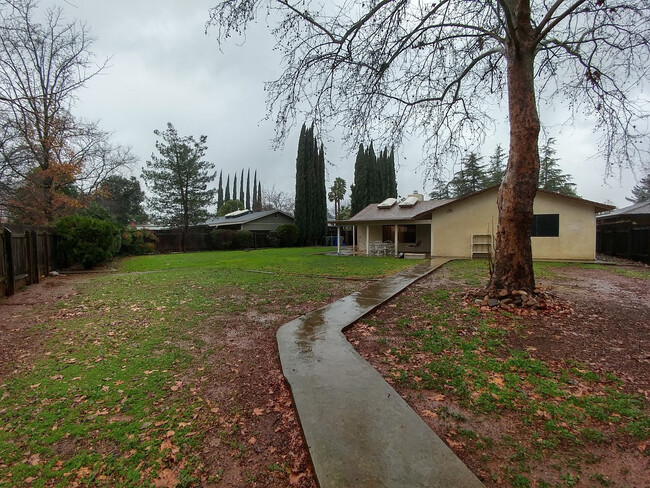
[239,169,245,203]
[246,169,251,209]
[233,173,237,202]
[225,175,231,201]
[294,123,326,245]
[257,182,262,211]
[217,170,224,209]
[295,124,308,244]
[350,143,367,215]
[388,147,397,198]
[350,143,397,215]
[252,170,258,210]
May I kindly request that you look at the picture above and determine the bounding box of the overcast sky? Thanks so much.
[50,0,645,209]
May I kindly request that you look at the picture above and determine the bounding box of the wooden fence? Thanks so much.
[153,228,212,253]
[1,225,58,297]
[597,225,650,264]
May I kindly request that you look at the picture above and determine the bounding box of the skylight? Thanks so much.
[399,196,420,207]
[377,197,397,209]
[224,209,251,218]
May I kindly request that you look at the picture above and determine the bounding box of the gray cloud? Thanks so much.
[49,0,641,208]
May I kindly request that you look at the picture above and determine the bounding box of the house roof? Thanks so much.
[334,199,454,224]
[333,186,614,225]
[436,185,614,214]
[597,200,650,219]
[205,209,294,227]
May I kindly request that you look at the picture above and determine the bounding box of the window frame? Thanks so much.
[531,214,559,237]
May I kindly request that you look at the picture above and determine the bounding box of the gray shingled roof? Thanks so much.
[333,186,613,225]
[597,200,650,219]
[337,199,455,224]
[205,209,293,227]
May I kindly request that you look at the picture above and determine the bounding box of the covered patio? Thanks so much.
[331,193,452,257]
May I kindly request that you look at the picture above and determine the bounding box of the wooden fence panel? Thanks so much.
[1,230,8,296]
[2,225,58,297]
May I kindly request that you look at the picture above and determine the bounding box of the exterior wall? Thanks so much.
[531,192,597,260]
[241,212,294,232]
[431,189,598,260]
[431,190,497,258]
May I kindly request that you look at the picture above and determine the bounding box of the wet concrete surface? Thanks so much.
[277,258,484,487]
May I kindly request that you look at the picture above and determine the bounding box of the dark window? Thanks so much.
[383,224,417,243]
[532,214,559,237]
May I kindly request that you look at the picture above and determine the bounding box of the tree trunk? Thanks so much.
[488,1,540,295]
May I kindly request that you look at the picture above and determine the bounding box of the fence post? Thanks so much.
[30,230,40,284]
[25,230,33,285]
[4,227,15,296]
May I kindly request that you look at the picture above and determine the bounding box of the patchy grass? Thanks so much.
[0,248,415,487]
[349,261,649,487]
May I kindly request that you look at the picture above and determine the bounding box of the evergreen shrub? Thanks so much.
[234,230,253,249]
[276,224,300,247]
[266,231,281,248]
[121,227,158,255]
[55,216,121,269]
[211,229,236,250]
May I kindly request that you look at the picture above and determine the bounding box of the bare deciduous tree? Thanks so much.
[208,0,650,293]
[0,0,134,223]
[262,185,295,214]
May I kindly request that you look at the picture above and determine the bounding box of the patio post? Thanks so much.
[394,224,399,256]
[337,226,341,254]
[353,226,356,253]
[365,225,370,256]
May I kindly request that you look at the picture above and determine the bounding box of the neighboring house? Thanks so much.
[205,209,294,241]
[597,201,650,264]
[333,187,613,261]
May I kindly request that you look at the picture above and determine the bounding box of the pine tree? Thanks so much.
[487,144,506,186]
[538,138,578,196]
[627,174,650,203]
[217,170,224,209]
[429,175,452,200]
[449,152,487,197]
[142,123,215,252]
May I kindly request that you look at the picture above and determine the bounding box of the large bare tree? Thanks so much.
[208,0,649,294]
[0,0,134,224]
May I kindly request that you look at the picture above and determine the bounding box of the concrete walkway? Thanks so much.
[277,258,484,488]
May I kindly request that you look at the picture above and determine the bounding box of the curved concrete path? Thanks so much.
[277,258,484,488]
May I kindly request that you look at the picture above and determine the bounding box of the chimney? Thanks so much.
[409,191,424,202]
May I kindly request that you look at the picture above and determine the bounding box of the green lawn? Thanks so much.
[0,248,414,487]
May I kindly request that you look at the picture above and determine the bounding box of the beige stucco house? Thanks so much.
[333,187,613,261]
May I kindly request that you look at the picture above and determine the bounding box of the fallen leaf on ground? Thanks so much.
[153,469,178,488]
